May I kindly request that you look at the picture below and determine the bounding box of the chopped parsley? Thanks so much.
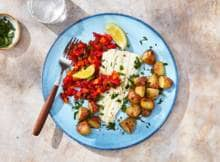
[106,122,116,130]
[72,100,84,110]
[118,72,125,76]
[127,44,130,48]
[121,98,129,112]
[73,111,79,119]
[97,104,104,110]
[111,93,119,99]
[163,62,168,66]
[116,99,122,103]
[120,65,124,71]
[140,71,144,75]
[157,98,163,104]
[139,36,148,45]
[125,84,130,89]
[134,57,142,69]
[99,112,104,116]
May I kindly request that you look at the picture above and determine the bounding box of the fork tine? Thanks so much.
[63,37,80,57]
[64,37,74,54]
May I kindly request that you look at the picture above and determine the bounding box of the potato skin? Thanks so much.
[88,116,101,128]
[126,104,141,118]
[128,90,141,104]
[134,76,147,86]
[142,49,156,65]
[120,117,137,134]
[135,86,145,97]
[159,76,173,89]
[78,107,90,121]
[140,98,154,110]
[146,88,159,99]
[141,109,151,117]
[76,121,91,135]
[153,62,165,76]
[148,74,159,89]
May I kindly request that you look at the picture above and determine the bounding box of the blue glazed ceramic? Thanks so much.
[42,13,178,150]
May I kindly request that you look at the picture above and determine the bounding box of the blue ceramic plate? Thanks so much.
[42,13,178,150]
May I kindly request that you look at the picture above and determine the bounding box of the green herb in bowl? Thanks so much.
[0,14,20,50]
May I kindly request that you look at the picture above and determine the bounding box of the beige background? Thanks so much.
[0,0,220,162]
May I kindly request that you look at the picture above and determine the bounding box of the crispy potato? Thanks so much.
[126,104,141,118]
[128,90,141,104]
[153,61,165,76]
[76,121,91,135]
[141,109,151,117]
[78,107,90,121]
[142,49,156,65]
[148,74,159,89]
[140,98,154,110]
[120,117,137,134]
[159,76,173,89]
[135,86,145,97]
[88,116,101,128]
[134,76,147,86]
[146,88,159,99]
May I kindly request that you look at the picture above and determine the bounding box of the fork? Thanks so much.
[32,37,79,136]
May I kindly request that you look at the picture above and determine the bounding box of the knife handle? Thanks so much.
[32,85,59,136]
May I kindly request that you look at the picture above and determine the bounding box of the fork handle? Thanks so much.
[32,84,59,136]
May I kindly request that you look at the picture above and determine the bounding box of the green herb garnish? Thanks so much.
[116,99,122,103]
[73,110,79,119]
[157,98,163,104]
[106,122,116,130]
[121,98,129,112]
[139,36,148,45]
[72,100,84,110]
[163,62,168,66]
[111,93,119,99]
[134,57,142,69]
[118,72,125,76]
[120,65,124,71]
[0,17,15,48]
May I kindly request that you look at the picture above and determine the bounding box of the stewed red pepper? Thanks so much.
[61,33,120,109]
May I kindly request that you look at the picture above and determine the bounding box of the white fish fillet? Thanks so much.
[98,49,139,123]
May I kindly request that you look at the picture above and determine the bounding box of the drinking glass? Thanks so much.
[27,0,66,24]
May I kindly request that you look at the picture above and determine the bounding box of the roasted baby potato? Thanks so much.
[135,86,145,97]
[148,74,159,89]
[153,61,165,76]
[76,121,91,135]
[134,76,147,86]
[120,117,137,134]
[78,107,90,121]
[159,76,173,89]
[140,98,154,110]
[126,104,141,118]
[88,116,101,128]
[141,109,151,117]
[128,90,141,104]
[142,49,156,65]
[146,88,159,99]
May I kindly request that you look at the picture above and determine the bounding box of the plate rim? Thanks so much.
[42,12,179,150]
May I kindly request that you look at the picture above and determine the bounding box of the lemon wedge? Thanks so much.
[72,64,95,79]
[105,23,127,50]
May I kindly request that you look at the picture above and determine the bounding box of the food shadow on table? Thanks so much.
[45,0,88,35]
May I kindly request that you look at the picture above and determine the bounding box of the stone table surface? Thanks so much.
[0,0,220,162]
